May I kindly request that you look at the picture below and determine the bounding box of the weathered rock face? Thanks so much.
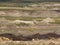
[0,10,60,17]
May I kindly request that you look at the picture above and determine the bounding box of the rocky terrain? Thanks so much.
[0,10,60,35]
[0,10,60,17]
[0,1,60,45]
